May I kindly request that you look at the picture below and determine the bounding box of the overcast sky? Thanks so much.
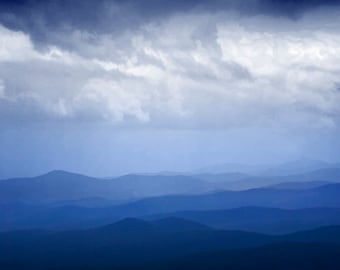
[1,0,340,178]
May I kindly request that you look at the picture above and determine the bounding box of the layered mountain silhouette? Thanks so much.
[0,170,217,204]
[2,186,340,232]
[105,182,340,217]
[194,167,340,190]
[196,159,340,175]
[1,218,340,270]
[2,163,340,269]
[145,207,340,234]
[1,167,340,205]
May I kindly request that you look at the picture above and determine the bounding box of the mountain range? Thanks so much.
[1,164,340,205]
[1,218,340,269]
[2,183,340,232]
[2,161,340,269]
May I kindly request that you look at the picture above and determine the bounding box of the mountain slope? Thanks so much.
[110,183,340,216]
[2,168,340,206]
[2,183,340,232]
[147,243,340,270]
[1,221,340,270]
[0,218,274,269]
[195,168,340,190]
[145,207,340,234]
[0,171,216,204]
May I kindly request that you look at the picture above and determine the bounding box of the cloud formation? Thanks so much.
[0,0,340,177]
[1,6,340,131]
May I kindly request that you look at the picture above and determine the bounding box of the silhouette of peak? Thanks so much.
[152,217,211,232]
[39,170,93,180]
[101,218,153,232]
[44,170,74,176]
[97,217,210,234]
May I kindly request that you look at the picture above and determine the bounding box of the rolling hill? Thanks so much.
[145,207,340,234]
[2,184,340,232]
[0,170,216,204]
[1,219,340,270]
[194,168,340,190]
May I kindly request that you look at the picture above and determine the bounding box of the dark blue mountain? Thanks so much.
[2,183,340,232]
[0,170,216,204]
[1,220,340,270]
[149,242,340,270]
[1,168,340,207]
[195,168,340,190]
[0,218,274,269]
[2,170,340,235]
[145,207,340,234]
[109,183,340,216]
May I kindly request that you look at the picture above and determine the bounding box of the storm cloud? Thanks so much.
[0,0,340,177]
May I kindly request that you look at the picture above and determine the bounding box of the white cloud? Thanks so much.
[216,24,340,75]
[75,78,150,122]
[0,79,4,98]
[0,10,340,130]
[0,25,36,62]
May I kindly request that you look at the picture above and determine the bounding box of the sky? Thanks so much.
[0,0,340,178]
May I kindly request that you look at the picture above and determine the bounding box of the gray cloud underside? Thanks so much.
[0,1,340,131]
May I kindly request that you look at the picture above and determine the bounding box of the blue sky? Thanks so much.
[0,0,340,178]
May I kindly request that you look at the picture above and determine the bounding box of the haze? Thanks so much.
[0,0,340,178]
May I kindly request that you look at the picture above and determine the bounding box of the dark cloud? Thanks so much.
[0,0,340,177]
[259,0,340,16]
[1,0,340,45]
